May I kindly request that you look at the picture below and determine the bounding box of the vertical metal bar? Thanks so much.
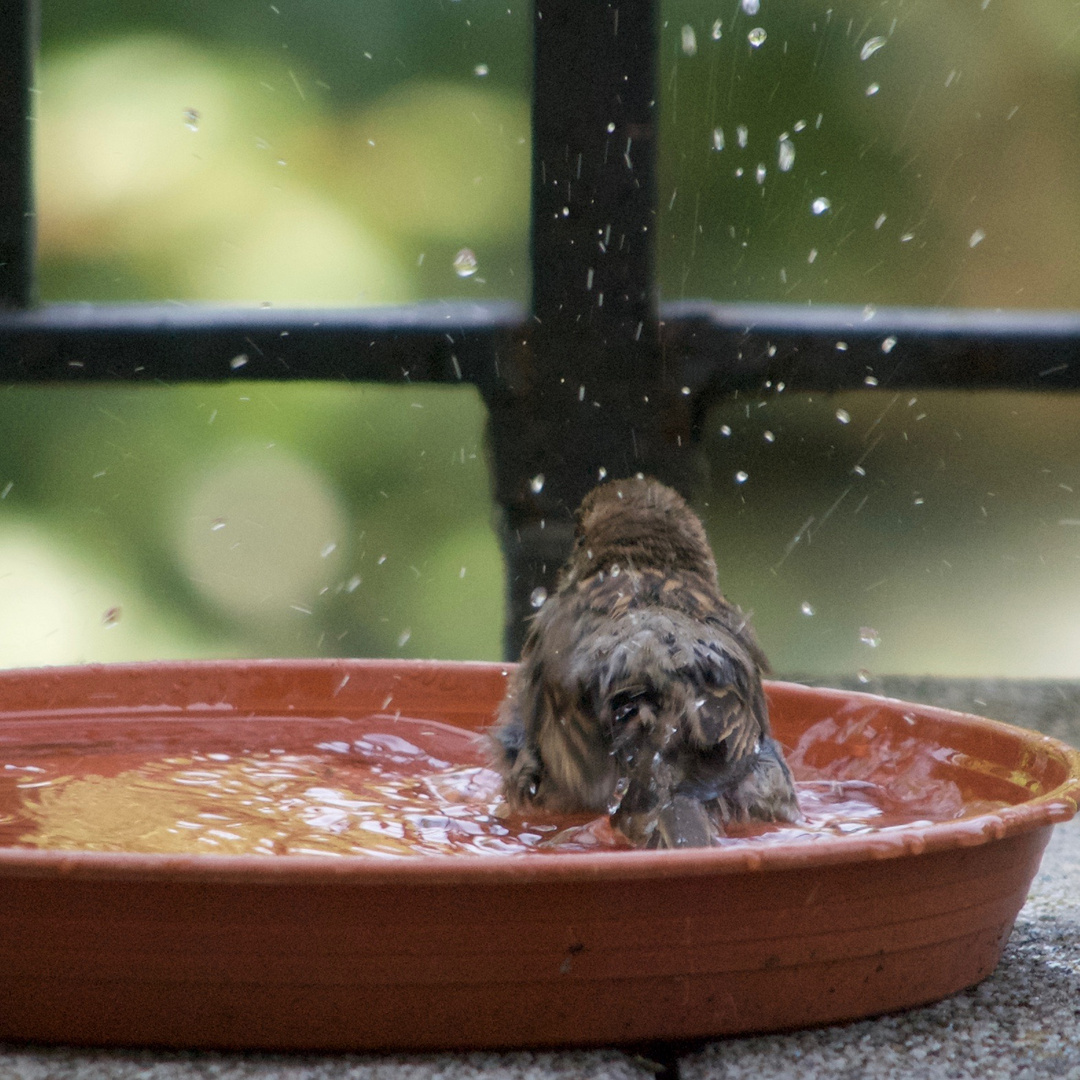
[0,0,35,307]
[488,0,692,657]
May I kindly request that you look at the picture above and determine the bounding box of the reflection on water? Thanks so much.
[0,713,1012,857]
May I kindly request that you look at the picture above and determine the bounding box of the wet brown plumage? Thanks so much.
[492,476,800,848]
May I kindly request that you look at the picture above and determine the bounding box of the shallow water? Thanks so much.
[0,713,1009,856]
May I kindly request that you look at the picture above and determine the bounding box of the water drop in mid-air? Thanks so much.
[529,473,545,494]
[812,197,832,215]
[747,27,767,47]
[778,137,795,172]
[860,627,881,648]
[860,36,887,61]
[836,408,851,424]
[801,602,815,616]
[530,586,548,609]
[681,25,698,56]
[712,127,725,151]
[741,0,760,13]
[735,470,749,484]
[453,249,478,277]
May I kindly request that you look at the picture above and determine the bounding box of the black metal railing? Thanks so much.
[3,0,1079,655]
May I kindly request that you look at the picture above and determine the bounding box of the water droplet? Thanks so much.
[711,19,723,39]
[210,518,226,532]
[811,196,831,215]
[836,341,848,351]
[229,354,248,370]
[711,126,725,151]
[835,408,851,424]
[747,27,767,47]
[874,213,887,230]
[681,24,698,55]
[321,542,337,558]
[859,627,881,648]
[453,248,478,277]
[529,473,545,494]
[346,575,361,592]
[882,336,897,353]
[530,586,548,609]
[864,375,879,387]
[853,464,866,476]
[681,385,692,396]
[607,122,616,133]
[857,668,871,684]
[741,0,760,12]
[459,566,467,578]
[778,137,795,172]
[969,228,986,248]
[473,63,489,77]
[736,124,749,148]
[598,466,608,480]
[398,628,412,647]
[800,602,814,616]
[735,470,749,484]
[808,248,818,263]
[720,424,732,436]
[755,163,766,184]
[763,430,775,443]
[866,82,880,96]
[900,232,914,243]
[183,107,200,132]
[860,36,887,60]
[102,606,122,627]
[561,206,570,217]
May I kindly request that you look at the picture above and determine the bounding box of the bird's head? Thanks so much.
[563,476,719,585]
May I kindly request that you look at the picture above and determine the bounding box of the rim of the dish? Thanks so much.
[0,661,1076,885]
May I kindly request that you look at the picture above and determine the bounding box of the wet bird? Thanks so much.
[492,476,799,848]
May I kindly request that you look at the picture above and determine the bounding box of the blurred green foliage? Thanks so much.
[9,0,1080,677]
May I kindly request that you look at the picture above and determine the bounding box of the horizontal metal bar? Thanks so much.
[0,300,524,388]
[665,301,1080,393]
[2,300,1080,391]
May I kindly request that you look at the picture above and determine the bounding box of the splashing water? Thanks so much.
[711,19,723,39]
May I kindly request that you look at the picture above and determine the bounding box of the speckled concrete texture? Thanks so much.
[1,677,1077,1080]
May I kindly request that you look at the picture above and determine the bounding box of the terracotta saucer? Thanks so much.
[0,659,1077,1051]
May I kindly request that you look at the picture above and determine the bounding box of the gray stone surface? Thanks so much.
[1,678,1078,1080]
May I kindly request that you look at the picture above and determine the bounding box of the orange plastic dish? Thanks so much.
[0,659,1077,1051]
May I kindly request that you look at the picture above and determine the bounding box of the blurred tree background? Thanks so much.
[9,0,1080,677]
